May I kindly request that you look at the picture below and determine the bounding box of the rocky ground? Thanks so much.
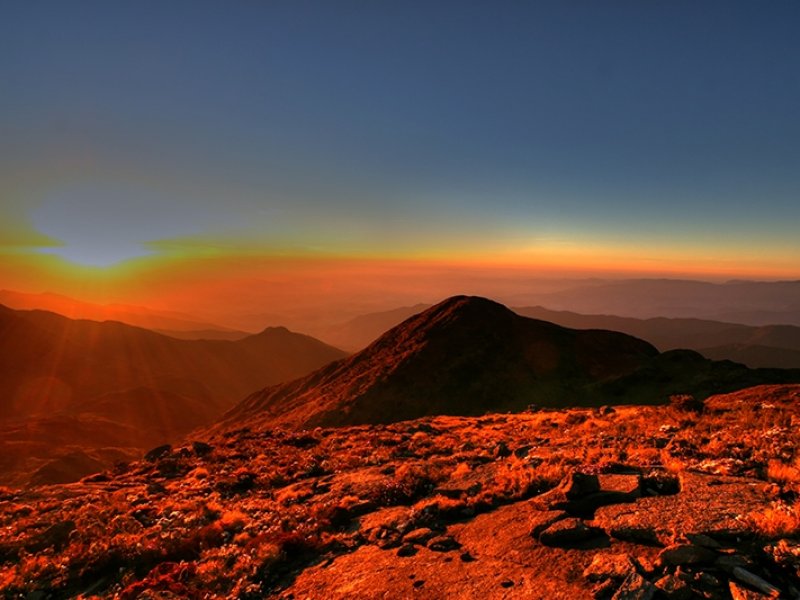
[1,384,800,599]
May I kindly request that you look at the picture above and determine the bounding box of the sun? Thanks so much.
[40,243,155,268]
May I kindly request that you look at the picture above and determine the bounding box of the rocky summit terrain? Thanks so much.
[2,384,800,598]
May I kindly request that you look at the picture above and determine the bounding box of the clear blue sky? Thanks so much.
[1,1,799,274]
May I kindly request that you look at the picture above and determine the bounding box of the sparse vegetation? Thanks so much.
[1,385,800,597]
[748,501,800,539]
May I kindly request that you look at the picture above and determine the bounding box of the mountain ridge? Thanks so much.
[215,296,800,434]
[0,304,347,486]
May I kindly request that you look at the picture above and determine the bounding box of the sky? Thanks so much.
[1,1,799,318]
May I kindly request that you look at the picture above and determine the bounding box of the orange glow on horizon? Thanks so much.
[1,239,798,320]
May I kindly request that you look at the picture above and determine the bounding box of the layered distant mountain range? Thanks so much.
[3,285,800,487]
[0,304,345,486]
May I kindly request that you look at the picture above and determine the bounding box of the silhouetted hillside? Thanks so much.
[514,306,800,368]
[0,305,346,486]
[218,297,800,433]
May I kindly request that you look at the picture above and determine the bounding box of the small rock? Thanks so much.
[693,571,721,589]
[539,517,604,547]
[499,579,514,588]
[146,482,166,495]
[730,567,781,598]
[514,445,532,458]
[402,527,435,545]
[715,554,753,573]
[633,556,655,576]
[460,551,475,562]
[144,444,172,461]
[640,471,680,495]
[495,442,511,458]
[359,506,415,537]
[191,441,213,456]
[28,520,76,552]
[427,535,461,552]
[434,481,482,499]
[376,532,402,549]
[729,580,771,600]
[685,533,722,549]
[529,509,568,538]
[612,571,655,600]
[583,553,636,582]
[396,544,418,557]
[654,575,692,600]
[592,579,617,599]
[156,458,183,478]
[658,543,718,566]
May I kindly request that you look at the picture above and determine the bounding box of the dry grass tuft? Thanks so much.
[747,501,800,539]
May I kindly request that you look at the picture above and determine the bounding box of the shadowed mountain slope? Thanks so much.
[218,296,800,432]
[0,304,346,486]
[319,303,432,350]
[514,306,800,368]
[0,304,346,420]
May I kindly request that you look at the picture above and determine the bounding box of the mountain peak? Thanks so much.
[431,294,507,311]
[215,297,661,432]
[367,295,516,348]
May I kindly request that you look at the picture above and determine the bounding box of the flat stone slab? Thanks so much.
[283,499,662,600]
[593,472,770,545]
[598,474,641,497]
[539,517,604,547]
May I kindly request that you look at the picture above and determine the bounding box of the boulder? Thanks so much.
[532,472,600,510]
[657,543,718,566]
[533,471,640,516]
[402,527,436,545]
